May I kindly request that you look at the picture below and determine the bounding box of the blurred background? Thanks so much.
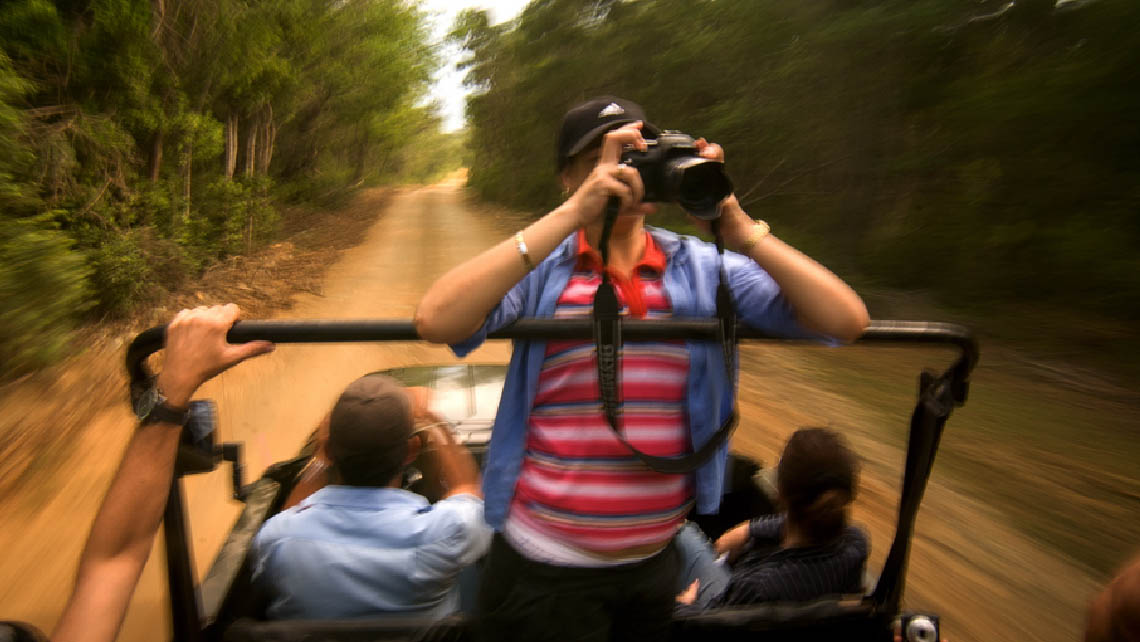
[1,1,1137,641]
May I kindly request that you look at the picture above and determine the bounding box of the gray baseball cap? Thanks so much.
[326,374,413,465]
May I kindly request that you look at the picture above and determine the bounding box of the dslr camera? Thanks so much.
[620,131,733,220]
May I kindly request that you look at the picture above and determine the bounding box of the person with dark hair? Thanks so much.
[416,95,869,641]
[675,428,868,609]
[250,374,492,620]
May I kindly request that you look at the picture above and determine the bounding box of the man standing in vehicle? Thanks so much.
[416,96,869,641]
[250,373,492,620]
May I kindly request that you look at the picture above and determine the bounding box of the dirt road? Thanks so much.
[0,177,1105,641]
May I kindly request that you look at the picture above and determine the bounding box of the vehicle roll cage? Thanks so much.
[125,319,978,642]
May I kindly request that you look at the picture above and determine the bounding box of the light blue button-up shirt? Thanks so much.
[251,486,491,620]
[452,226,826,529]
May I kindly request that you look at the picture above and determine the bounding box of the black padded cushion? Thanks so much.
[223,615,467,642]
[671,599,889,641]
[220,599,887,642]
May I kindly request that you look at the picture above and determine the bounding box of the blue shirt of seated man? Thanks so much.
[252,487,488,620]
[250,373,491,620]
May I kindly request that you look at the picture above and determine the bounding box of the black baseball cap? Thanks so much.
[326,374,414,466]
[556,96,660,171]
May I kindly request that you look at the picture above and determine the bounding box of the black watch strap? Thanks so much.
[142,402,189,427]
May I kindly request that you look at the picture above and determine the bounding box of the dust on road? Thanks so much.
[0,176,1105,641]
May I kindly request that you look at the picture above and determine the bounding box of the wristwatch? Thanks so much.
[134,383,190,426]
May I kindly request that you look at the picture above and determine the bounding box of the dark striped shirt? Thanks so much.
[712,515,869,606]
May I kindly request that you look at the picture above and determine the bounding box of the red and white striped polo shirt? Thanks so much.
[503,229,693,566]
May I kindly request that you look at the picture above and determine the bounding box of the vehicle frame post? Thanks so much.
[164,476,204,642]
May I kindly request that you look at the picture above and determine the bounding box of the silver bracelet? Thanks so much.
[737,220,771,254]
[515,231,535,271]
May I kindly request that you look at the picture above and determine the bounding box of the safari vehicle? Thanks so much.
[1,317,976,642]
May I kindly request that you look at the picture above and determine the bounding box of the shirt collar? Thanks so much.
[301,485,428,511]
[575,228,667,273]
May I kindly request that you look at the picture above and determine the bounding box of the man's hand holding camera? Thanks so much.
[421,421,481,499]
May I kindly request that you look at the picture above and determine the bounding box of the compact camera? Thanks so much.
[620,130,733,220]
[899,613,940,642]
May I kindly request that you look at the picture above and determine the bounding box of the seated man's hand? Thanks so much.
[405,386,433,421]
[423,422,480,498]
[422,423,458,448]
[157,304,275,407]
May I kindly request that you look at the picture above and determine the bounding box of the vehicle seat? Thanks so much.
[201,476,285,634]
[0,622,48,642]
[223,614,467,642]
[689,454,777,541]
[221,598,889,642]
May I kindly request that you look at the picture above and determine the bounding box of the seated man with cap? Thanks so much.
[251,374,491,620]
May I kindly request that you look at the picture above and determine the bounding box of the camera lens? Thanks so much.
[905,616,938,642]
[665,157,733,220]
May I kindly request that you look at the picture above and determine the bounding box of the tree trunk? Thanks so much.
[224,113,238,180]
[244,117,257,179]
[353,126,370,183]
[262,119,276,174]
[149,129,163,182]
[246,210,255,252]
[258,104,276,175]
[182,138,193,226]
[256,117,268,175]
[152,0,165,39]
[279,89,330,179]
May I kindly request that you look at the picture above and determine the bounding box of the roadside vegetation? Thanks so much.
[451,0,1140,378]
[0,0,461,377]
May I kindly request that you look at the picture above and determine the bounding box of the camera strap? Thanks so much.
[592,197,739,475]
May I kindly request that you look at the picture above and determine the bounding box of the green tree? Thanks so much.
[0,0,442,374]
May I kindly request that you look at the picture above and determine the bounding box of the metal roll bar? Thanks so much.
[127,319,977,394]
[124,318,977,640]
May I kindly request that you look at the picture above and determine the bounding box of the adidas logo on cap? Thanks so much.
[598,102,626,118]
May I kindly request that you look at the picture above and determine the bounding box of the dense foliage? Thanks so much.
[0,0,451,374]
[453,0,1140,320]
